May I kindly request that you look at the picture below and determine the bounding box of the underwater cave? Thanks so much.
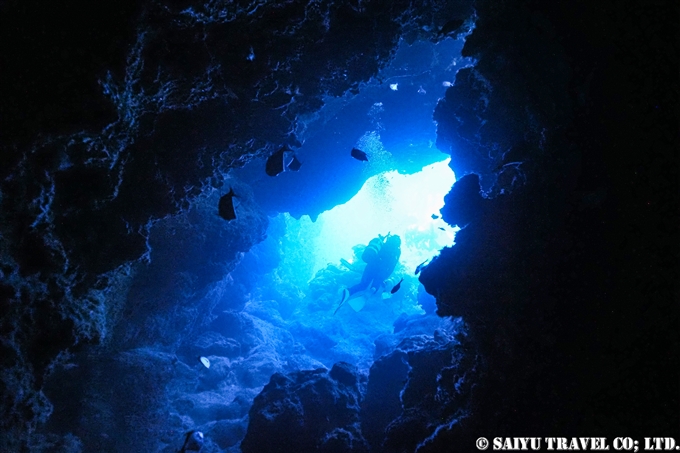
[0,0,677,452]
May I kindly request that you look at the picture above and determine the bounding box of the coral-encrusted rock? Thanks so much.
[329,362,359,387]
[241,363,369,453]
[205,418,247,450]
[361,350,410,450]
[362,334,475,453]
[193,331,242,358]
[442,173,489,228]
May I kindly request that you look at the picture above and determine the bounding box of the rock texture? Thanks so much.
[242,363,369,453]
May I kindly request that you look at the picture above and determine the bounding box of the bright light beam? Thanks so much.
[295,158,457,277]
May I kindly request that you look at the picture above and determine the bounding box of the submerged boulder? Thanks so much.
[362,334,474,453]
[242,332,474,453]
[241,363,369,453]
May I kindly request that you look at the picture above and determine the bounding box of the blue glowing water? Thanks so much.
[287,158,457,279]
[254,158,458,370]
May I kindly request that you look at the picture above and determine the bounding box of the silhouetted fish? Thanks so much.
[266,146,289,177]
[218,188,237,221]
[438,19,465,37]
[390,278,404,294]
[431,214,440,219]
[287,154,302,171]
[415,259,430,275]
[334,288,351,315]
[267,146,301,175]
[351,148,368,162]
[438,227,445,231]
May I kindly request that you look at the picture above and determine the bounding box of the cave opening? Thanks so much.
[226,157,459,371]
[3,0,674,450]
[297,158,457,278]
[104,32,474,452]
[220,36,469,373]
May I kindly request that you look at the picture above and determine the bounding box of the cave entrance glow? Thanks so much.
[259,157,458,369]
[282,158,457,282]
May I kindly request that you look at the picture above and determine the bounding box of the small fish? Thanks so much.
[431,214,440,219]
[438,19,465,37]
[418,86,426,95]
[334,288,351,315]
[218,188,237,221]
[442,81,453,87]
[389,83,398,91]
[351,148,369,162]
[415,259,431,275]
[265,146,290,177]
[390,278,404,294]
[287,154,302,171]
[438,227,445,231]
[198,356,211,369]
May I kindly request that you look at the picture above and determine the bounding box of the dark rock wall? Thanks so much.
[362,332,474,453]
[420,0,678,443]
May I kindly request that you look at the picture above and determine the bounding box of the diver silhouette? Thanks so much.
[335,234,402,314]
[350,234,401,295]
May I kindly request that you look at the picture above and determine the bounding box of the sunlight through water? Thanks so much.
[285,158,457,281]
